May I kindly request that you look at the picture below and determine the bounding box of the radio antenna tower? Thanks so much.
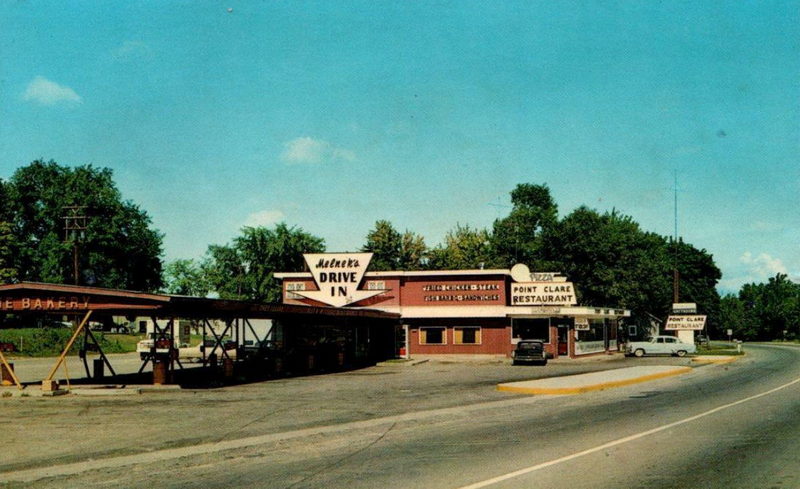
[672,171,680,303]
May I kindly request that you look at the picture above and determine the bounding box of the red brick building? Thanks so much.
[276,257,629,360]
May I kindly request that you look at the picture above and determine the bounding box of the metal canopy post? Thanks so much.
[84,327,117,377]
[44,310,93,383]
[244,318,274,358]
[206,319,233,361]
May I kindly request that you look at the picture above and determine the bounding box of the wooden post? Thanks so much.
[0,350,22,390]
[44,310,93,383]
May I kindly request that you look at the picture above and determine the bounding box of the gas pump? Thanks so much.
[151,321,178,385]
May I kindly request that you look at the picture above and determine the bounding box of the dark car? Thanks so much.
[0,342,16,353]
[512,340,547,366]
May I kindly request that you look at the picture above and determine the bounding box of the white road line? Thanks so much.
[454,376,800,489]
[0,394,548,483]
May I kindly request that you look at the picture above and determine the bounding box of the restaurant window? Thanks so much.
[576,319,605,342]
[419,327,446,345]
[512,318,550,342]
[286,282,305,299]
[366,280,385,290]
[454,327,481,345]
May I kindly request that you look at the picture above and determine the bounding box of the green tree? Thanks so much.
[718,294,746,338]
[361,220,428,270]
[490,183,558,268]
[162,259,210,297]
[428,224,492,270]
[204,223,325,302]
[398,231,428,271]
[672,239,722,336]
[738,274,800,340]
[540,206,721,334]
[542,207,669,311]
[0,221,17,284]
[362,220,401,270]
[7,160,163,290]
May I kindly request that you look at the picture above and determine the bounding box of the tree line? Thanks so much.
[719,274,800,341]
[2,160,794,340]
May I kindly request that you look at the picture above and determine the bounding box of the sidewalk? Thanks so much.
[497,365,693,395]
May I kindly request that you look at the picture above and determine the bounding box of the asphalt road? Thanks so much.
[2,344,798,488]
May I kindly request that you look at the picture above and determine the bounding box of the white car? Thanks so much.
[626,335,696,357]
[137,338,237,361]
[179,339,237,362]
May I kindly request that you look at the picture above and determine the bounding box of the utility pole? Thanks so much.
[63,206,87,285]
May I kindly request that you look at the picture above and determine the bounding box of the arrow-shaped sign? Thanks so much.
[293,253,386,307]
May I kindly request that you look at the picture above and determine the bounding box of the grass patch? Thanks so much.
[0,328,142,357]
[696,343,744,356]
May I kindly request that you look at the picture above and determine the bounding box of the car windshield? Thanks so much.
[518,342,541,349]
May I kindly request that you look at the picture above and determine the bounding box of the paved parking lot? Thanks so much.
[0,351,696,474]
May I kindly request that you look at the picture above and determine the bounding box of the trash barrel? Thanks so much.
[152,359,168,385]
[223,357,234,378]
[93,358,105,379]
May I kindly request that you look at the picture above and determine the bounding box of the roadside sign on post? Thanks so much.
[672,303,697,314]
[665,315,706,330]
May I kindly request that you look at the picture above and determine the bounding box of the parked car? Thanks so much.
[626,335,696,357]
[0,342,16,353]
[137,337,237,361]
[179,339,237,362]
[512,339,547,366]
[695,335,710,346]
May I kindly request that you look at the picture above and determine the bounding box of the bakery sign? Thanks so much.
[0,296,91,311]
[509,264,577,306]
[292,253,387,307]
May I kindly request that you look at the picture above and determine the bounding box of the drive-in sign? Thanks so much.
[292,253,386,307]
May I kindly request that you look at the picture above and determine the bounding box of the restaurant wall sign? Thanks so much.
[509,264,577,306]
[292,253,387,307]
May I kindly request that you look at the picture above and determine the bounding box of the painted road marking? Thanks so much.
[455,376,800,489]
[0,394,549,483]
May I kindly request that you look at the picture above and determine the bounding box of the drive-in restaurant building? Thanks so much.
[275,253,630,360]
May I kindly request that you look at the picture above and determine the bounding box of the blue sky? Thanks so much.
[1,1,798,293]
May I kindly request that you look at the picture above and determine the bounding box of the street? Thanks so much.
[1,344,798,488]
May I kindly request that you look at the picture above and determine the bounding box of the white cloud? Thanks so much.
[281,137,356,164]
[112,40,150,59]
[22,76,82,106]
[739,251,787,278]
[243,209,285,228]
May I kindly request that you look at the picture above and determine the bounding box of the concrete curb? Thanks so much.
[1,388,69,398]
[376,359,429,367]
[692,355,740,364]
[497,366,693,395]
[70,388,142,396]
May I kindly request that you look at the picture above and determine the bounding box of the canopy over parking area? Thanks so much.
[0,282,400,390]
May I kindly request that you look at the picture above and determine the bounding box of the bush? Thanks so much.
[0,328,132,357]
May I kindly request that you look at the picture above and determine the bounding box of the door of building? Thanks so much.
[557,325,569,356]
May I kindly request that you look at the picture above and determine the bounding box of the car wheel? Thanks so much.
[676,350,687,357]
[539,359,548,366]
[512,360,518,366]
[634,349,645,358]
[140,353,147,361]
